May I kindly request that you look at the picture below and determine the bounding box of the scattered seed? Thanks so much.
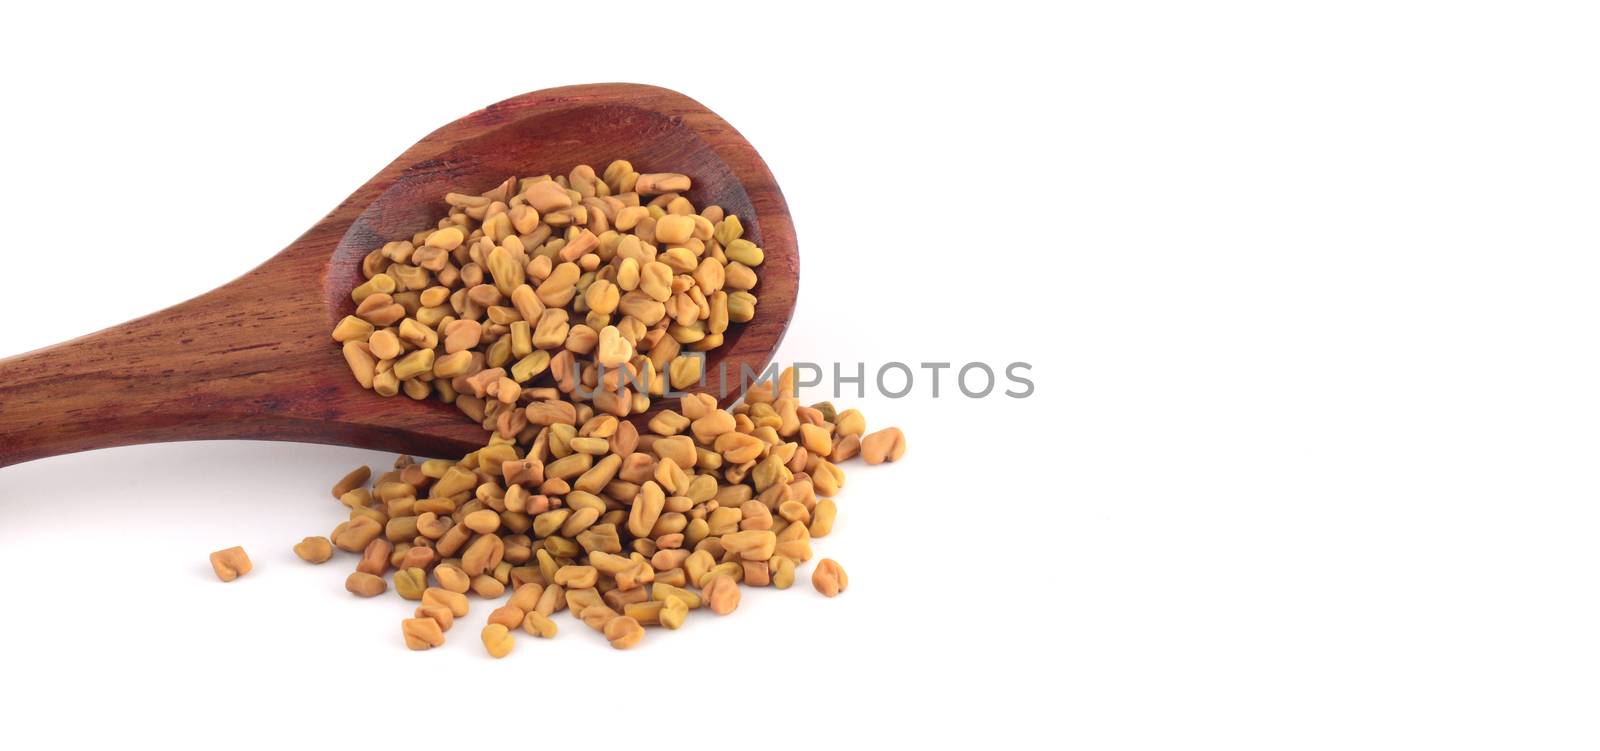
[293,536,333,564]
[209,547,252,582]
[345,571,387,597]
[812,559,848,597]
[402,617,445,650]
[481,623,515,658]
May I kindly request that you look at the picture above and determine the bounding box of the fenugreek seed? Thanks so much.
[634,173,691,195]
[771,556,797,590]
[536,262,581,307]
[835,409,865,437]
[776,522,813,561]
[471,574,506,599]
[654,214,695,245]
[425,226,465,250]
[346,571,387,597]
[652,582,703,610]
[831,434,861,462]
[628,481,666,538]
[394,568,428,600]
[461,534,505,577]
[522,610,558,638]
[508,583,544,612]
[604,615,645,649]
[639,261,673,302]
[209,546,252,582]
[742,560,771,587]
[402,617,445,650]
[799,423,833,457]
[433,350,473,378]
[702,575,740,615]
[334,315,377,345]
[422,587,470,617]
[725,239,764,267]
[701,562,743,587]
[415,604,455,632]
[357,538,393,575]
[397,545,435,570]
[293,536,333,564]
[860,427,906,464]
[524,180,572,212]
[342,342,377,388]
[726,291,756,322]
[725,262,758,291]
[721,529,777,561]
[332,516,382,553]
[535,583,565,617]
[809,498,838,537]
[812,558,848,597]
[569,437,610,455]
[596,325,633,368]
[443,319,483,354]
[812,460,845,497]
[554,565,598,589]
[464,509,501,534]
[658,596,688,629]
[488,604,525,630]
[481,623,515,658]
[332,466,371,499]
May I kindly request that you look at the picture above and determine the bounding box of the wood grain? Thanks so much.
[0,83,798,468]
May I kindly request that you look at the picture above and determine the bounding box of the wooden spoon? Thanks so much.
[0,83,797,468]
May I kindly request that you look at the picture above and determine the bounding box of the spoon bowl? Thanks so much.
[0,83,798,468]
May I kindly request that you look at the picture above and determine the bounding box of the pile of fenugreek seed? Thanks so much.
[284,162,903,655]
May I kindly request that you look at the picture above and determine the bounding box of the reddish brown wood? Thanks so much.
[0,83,798,468]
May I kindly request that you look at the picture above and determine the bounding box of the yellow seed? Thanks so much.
[332,315,374,342]
[394,567,428,600]
[522,610,559,638]
[393,349,435,380]
[812,558,848,597]
[481,623,515,658]
[604,615,645,649]
[402,617,445,650]
[659,596,688,629]
[809,498,838,537]
[860,427,906,464]
[293,536,333,563]
[209,547,252,582]
[345,571,387,597]
[425,226,465,250]
[634,173,691,194]
[835,409,866,437]
[654,214,695,245]
[727,291,757,322]
[771,556,796,590]
[725,239,764,266]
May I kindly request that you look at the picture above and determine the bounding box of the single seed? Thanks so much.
[812,558,849,597]
[522,610,559,638]
[464,509,501,534]
[604,615,645,649]
[394,568,428,600]
[860,427,906,464]
[332,466,371,498]
[402,617,445,650]
[481,623,515,658]
[703,575,740,615]
[346,571,387,597]
[209,547,252,582]
[293,536,333,564]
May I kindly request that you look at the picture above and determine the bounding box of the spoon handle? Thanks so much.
[0,289,296,467]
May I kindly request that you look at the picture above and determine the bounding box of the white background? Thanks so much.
[1,1,1597,748]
